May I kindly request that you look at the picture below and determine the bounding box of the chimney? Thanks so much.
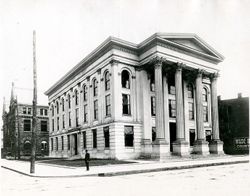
[218,95,221,101]
[238,93,242,98]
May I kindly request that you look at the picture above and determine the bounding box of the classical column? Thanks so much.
[152,58,168,159]
[209,73,224,154]
[172,63,189,156]
[175,64,185,140]
[193,69,209,155]
[154,60,165,139]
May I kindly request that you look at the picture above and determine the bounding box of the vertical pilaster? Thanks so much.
[209,73,224,154]
[172,63,189,156]
[193,69,209,155]
[111,60,122,121]
[140,69,152,157]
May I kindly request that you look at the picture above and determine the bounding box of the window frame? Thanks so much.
[122,94,131,115]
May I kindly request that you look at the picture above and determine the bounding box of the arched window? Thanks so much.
[75,90,79,106]
[41,141,47,151]
[61,98,65,112]
[83,85,87,101]
[51,104,54,116]
[121,70,130,89]
[68,94,71,109]
[187,84,194,98]
[202,88,208,102]
[24,140,31,151]
[56,101,59,114]
[105,71,110,91]
[93,79,98,96]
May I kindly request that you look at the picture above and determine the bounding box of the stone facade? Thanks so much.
[45,33,224,159]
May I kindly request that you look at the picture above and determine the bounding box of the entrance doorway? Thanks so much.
[170,123,176,152]
[73,134,78,155]
[189,129,195,146]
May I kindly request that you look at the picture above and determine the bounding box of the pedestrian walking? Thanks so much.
[85,150,90,171]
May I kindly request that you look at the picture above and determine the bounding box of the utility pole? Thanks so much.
[30,30,37,173]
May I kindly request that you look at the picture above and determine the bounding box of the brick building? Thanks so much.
[219,94,249,154]
[2,84,49,158]
[45,33,224,159]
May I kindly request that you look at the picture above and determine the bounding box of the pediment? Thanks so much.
[159,34,224,61]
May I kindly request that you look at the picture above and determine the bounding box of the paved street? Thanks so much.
[1,163,249,196]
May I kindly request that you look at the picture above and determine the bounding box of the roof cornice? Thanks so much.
[45,33,224,96]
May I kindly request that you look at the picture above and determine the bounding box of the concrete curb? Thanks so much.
[98,160,249,177]
[1,159,249,178]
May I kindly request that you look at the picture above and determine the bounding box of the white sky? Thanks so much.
[1,0,250,113]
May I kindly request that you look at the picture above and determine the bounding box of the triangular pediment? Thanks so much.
[156,33,224,61]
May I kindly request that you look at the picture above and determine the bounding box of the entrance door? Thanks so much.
[73,134,78,155]
[170,123,176,152]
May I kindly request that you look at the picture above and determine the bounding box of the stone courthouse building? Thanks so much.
[45,33,224,159]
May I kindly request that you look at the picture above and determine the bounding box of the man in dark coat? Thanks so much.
[85,150,90,171]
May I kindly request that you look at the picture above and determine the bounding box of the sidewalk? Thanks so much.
[1,155,249,178]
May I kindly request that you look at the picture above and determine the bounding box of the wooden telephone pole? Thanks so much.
[30,30,37,173]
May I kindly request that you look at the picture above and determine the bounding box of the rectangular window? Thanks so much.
[61,136,64,151]
[188,102,194,120]
[83,131,86,149]
[40,109,43,115]
[169,86,176,95]
[124,126,134,147]
[169,100,176,117]
[69,112,71,127]
[105,95,111,116]
[94,100,98,120]
[84,104,88,123]
[122,94,131,115]
[24,119,31,132]
[62,114,65,129]
[41,120,47,132]
[67,135,70,150]
[28,108,32,115]
[56,137,58,151]
[151,96,156,116]
[76,108,79,126]
[52,119,54,132]
[152,127,156,142]
[51,138,53,151]
[103,126,110,148]
[23,107,27,114]
[92,129,97,148]
[44,109,47,116]
[57,117,59,131]
[203,106,208,122]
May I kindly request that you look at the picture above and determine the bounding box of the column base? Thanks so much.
[141,139,152,158]
[172,139,190,156]
[193,140,210,155]
[209,140,224,154]
[152,139,170,160]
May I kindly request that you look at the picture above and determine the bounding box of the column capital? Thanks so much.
[150,56,165,67]
[176,62,186,71]
[209,72,220,81]
[196,69,206,78]
[110,59,119,66]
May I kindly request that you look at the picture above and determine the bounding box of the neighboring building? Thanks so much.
[2,84,49,158]
[219,94,249,154]
[45,33,224,160]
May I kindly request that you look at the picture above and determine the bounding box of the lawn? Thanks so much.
[38,159,135,167]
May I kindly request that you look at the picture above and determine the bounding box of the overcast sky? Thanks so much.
[1,0,250,112]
